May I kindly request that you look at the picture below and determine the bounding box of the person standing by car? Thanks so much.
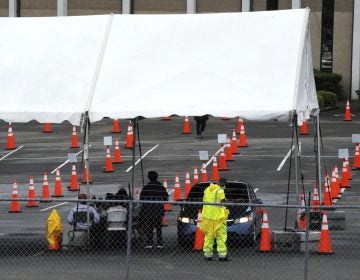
[194,115,209,138]
[139,171,169,248]
[200,178,229,261]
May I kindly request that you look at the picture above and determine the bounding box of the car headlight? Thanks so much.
[178,217,195,224]
[234,213,253,224]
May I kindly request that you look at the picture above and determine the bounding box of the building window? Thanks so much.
[266,0,278,10]
[320,0,334,72]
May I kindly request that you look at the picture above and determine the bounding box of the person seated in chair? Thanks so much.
[114,187,130,208]
[67,193,100,231]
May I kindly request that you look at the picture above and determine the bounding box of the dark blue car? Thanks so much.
[177,181,263,247]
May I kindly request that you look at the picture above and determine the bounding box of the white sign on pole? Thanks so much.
[199,151,209,161]
[338,149,349,159]
[352,134,360,143]
[104,136,112,146]
[218,134,227,144]
[68,153,77,163]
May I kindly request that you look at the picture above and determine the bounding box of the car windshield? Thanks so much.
[183,182,251,219]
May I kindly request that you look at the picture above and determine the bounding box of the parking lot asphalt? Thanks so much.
[1,102,360,279]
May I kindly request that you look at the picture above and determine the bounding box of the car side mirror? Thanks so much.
[255,198,263,204]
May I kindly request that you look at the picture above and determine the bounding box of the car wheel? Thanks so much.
[245,224,258,247]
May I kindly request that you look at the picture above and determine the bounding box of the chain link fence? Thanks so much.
[0,198,360,280]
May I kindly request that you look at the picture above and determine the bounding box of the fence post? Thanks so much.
[124,200,134,280]
[304,192,311,280]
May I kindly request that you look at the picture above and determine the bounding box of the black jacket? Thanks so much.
[140,181,169,217]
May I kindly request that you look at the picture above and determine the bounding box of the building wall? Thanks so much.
[133,0,186,14]
[278,0,292,10]
[197,0,241,13]
[0,0,8,17]
[302,0,322,70]
[20,0,57,17]
[333,0,353,98]
[252,0,266,11]
[68,0,122,16]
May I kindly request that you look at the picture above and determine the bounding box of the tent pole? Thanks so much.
[316,112,322,203]
[294,115,299,200]
[79,112,91,243]
[130,119,137,199]
[84,14,114,111]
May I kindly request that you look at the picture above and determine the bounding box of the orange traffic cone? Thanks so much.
[43,122,53,133]
[193,167,199,185]
[311,185,320,213]
[218,147,229,171]
[103,146,114,173]
[296,192,306,231]
[113,138,122,164]
[81,164,93,184]
[225,137,234,161]
[345,158,352,180]
[352,143,360,170]
[41,172,51,202]
[184,171,192,199]
[182,116,191,134]
[26,176,38,207]
[162,116,171,121]
[194,209,204,251]
[67,163,79,191]
[163,178,171,211]
[259,209,272,252]
[125,121,134,149]
[236,117,244,134]
[323,174,333,207]
[300,120,309,135]
[330,166,340,200]
[341,159,350,188]
[344,100,352,121]
[173,174,181,201]
[53,168,64,197]
[211,155,220,181]
[6,122,16,150]
[238,124,248,147]
[335,165,342,198]
[70,126,79,149]
[201,162,208,182]
[111,119,121,133]
[9,181,22,213]
[231,129,239,154]
[318,211,333,254]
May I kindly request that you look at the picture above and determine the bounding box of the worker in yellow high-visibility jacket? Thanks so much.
[200,178,229,261]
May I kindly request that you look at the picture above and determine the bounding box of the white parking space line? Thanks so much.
[205,146,224,167]
[277,145,295,171]
[39,202,69,212]
[0,145,24,162]
[126,144,160,173]
[50,145,92,174]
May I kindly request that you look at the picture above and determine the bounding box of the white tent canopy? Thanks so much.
[0,9,318,125]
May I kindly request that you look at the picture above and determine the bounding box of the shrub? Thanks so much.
[317,90,337,107]
[314,69,343,99]
[317,94,325,108]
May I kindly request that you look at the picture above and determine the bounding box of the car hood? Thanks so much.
[182,204,250,220]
